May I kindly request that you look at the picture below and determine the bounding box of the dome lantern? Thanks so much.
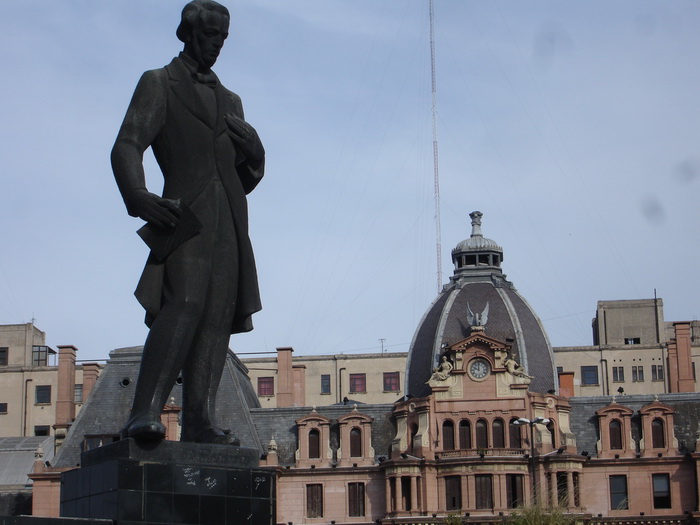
[451,211,503,278]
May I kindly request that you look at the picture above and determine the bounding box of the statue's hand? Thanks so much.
[225,114,264,163]
[126,190,181,228]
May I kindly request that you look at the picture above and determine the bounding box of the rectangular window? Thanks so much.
[257,377,274,396]
[32,345,50,367]
[624,337,641,345]
[74,384,83,404]
[506,474,524,508]
[383,372,400,392]
[581,366,599,386]
[306,484,323,518]
[652,365,665,382]
[0,403,7,414]
[632,366,645,382]
[0,347,8,366]
[35,385,51,404]
[34,425,50,436]
[349,373,366,393]
[348,482,365,517]
[609,475,628,510]
[556,366,564,374]
[445,476,461,510]
[320,374,331,394]
[475,474,493,509]
[652,473,671,509]
[612,366,625,382]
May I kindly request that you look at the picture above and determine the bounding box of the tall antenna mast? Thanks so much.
[429,0,443,292]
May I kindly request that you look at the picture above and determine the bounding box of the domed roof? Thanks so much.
[405,211,556,398]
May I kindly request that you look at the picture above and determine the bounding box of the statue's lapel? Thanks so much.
[167,58,215,129]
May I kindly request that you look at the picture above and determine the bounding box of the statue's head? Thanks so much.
[177,0,230,69]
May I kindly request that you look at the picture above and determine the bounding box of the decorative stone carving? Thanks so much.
[427,355,454,386]
[503,352,533,385]
[467,302,489,329]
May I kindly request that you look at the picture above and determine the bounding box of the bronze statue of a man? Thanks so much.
[111,0,264,444]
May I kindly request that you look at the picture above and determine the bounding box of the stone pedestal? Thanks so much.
[60,439,275,525]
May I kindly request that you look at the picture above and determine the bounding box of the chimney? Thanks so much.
[671,322,694,393]
[53,345,77,449]
[276,347,294,407]
[81,362,101,401]
[558,371,575,398]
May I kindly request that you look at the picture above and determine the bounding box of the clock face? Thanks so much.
[469,358,490,380]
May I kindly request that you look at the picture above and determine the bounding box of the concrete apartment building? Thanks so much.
[554,299,699,397]
[243,348,408,408]
[0,324,101,439]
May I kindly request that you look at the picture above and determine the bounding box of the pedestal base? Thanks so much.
[60,439,275,525]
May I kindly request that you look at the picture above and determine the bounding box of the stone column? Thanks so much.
[461,474,469,512]
[494,473,504,510]
[567,472,575,508]
[385,477,393,514]
[410,475,418,512]
[467,474,476,509]
[548,472,556,507]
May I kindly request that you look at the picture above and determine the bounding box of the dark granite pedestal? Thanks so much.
[60,439,275,525]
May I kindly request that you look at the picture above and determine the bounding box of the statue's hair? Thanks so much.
[176,0,230,43]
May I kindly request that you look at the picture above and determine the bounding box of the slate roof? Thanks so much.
[250,404,396,465]
[405,274,556,398]
[0,436,53,488]
[568,392,700,457]
[53,346,262,468]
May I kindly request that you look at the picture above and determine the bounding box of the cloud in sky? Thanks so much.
[0,1,698,361]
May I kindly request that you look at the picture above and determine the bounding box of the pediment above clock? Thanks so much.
[448,332,509,353]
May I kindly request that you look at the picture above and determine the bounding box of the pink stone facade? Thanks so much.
[265,332,700,524]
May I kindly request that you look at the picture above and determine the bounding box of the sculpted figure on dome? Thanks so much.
[428,355,454,385]
[504,352,533,384]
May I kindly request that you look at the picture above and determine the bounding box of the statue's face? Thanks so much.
[190,10,229,69]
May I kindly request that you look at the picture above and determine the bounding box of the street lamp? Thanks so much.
[513,417,550,504]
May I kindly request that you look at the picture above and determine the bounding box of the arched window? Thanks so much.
[547,420,557,448]
[350,427,362,457]
[609,420,622,450]
[309,429,320,459]
[492,419,505,448]
[509,419,522,448]
[476,419,489,449]
[442,420,455,450]
[409,423,418,455]
[652,418,665,449]
[459,420,471,449]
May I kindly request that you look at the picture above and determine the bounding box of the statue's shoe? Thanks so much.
[122,420,166,441]
[182,426,240,446]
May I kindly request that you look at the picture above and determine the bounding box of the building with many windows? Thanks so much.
[0,324,102,440]
[554,300,699,397]
[243,348,408,408]
[5,212,700,524]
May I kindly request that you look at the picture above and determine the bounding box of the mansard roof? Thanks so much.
[53,346,262,468]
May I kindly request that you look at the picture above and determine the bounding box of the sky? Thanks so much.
[0,1,698,362]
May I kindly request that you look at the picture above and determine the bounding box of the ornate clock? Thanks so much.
[468,358,490,381]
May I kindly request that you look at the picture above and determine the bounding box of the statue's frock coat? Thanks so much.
[115,56,263,334]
